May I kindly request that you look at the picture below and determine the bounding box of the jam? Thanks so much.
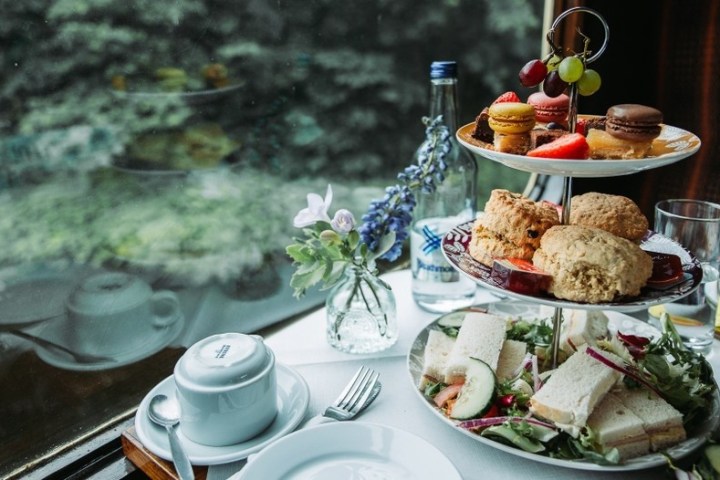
[645,251,684,287]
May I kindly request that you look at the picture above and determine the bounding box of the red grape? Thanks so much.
[518,59,547,87]
[542,70,568,97]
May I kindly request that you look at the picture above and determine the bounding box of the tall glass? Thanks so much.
[652,199,720,355]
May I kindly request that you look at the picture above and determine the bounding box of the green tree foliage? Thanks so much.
[0,0,542,178]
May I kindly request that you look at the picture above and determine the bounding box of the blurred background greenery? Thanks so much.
[0,0,541,284]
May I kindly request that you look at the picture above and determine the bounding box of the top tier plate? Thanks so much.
[457,118,701,178]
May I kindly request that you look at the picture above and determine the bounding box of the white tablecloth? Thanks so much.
[208,269,720,480]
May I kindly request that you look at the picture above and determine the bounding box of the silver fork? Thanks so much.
[306,366,381,426]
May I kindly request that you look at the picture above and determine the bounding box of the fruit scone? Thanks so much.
[469,189,559,266]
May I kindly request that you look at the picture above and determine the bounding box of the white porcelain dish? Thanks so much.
[457,120,701,178]
[407,301,720,472]
[230,422,462,480]
[442,221,702,312]
[134,363,309,465]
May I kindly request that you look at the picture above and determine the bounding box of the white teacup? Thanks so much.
[64,272,182,357]
[174,333,278,446]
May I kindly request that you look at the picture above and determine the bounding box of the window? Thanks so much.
[0,1,542,476]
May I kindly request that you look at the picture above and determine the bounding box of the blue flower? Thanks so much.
[288,114,452,296]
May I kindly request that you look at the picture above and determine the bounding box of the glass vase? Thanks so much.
[326,265,398,354]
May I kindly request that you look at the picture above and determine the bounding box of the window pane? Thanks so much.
[0,1,541,475]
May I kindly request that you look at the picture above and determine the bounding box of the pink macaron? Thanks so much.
[527,92,570,125]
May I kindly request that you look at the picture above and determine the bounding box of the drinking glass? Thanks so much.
[652,199,720,355]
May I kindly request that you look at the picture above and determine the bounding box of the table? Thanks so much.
[137,269,720,480]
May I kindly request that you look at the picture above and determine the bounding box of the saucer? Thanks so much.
[0,273,79,329]
[230,422,462,480]
[134,363,309,465]
[34,313,184,371]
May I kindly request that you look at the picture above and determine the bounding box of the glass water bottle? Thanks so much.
[410,61,478,313]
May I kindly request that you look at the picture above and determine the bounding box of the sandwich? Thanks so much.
[559,309,609,354]
[443,312,508,384]
[613,385,686,451]
[529,346,623,435]
[496,339,527,380]
[419,329,456,388]
[586,392,651,460]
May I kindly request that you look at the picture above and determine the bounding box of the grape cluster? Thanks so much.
[519,53,601,98]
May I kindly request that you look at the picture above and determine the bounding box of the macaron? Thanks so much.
[487,102,536,134]
[605,104,663,142]
[527,92,570,124]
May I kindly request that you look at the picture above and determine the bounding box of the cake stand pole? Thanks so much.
[549,82,578,368]
[547,7,609,367]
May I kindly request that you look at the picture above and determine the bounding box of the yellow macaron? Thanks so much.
[488,102,536,134]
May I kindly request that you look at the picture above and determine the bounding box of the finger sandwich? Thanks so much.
[613,386,686,451]
[559,309,609,354]
[419,329,456,388]
[586,392,651,460]
[496,339,528,380]
[529,346,623,436]
[443,312,508,384]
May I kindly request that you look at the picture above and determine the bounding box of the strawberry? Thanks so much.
[526,133,589,159]
[492,91,521,104]
[575,118,587,136]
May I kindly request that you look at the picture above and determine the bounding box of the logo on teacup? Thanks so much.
[214,344,231,359]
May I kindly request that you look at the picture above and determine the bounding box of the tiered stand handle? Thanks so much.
[543,7,611,367]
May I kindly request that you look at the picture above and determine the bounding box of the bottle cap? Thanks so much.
[430,61,457,79]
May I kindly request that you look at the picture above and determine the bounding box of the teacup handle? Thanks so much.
[150,290,182,328]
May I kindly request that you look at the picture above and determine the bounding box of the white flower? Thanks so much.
[331,209,355,234]
[293,184,333,228]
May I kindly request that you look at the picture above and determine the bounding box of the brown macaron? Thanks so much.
[605,104,663,142]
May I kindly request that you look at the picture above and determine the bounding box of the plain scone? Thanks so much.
[532,225,653,303]
[570,192,649,242]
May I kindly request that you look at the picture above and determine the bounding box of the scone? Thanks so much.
[482,189,560,250]
[468,221,536,266]
[532,225,653,303]
[570,192,649,242]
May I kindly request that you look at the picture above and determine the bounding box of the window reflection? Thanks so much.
[0,0,540,476]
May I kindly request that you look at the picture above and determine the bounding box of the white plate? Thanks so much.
[407,301,720,472]
[457,120,701,178]
[34,312,184,371]
[442,221,703,312]
[230,422,462,480]
[134,363,309,465]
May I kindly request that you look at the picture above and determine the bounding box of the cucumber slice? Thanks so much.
[437,312,466,328]
[481,425,545,453]
[449,357,496,420]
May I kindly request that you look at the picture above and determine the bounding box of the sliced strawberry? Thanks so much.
[575,118,586,136]
[492,91,521,104]
[526,133,589,159]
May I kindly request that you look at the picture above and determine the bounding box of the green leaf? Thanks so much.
[367,231,395,261]
[286,243,315,263]
[289,261,326,297]
[347,230,360,250]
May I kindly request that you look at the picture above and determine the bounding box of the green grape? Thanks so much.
[577,69,602,96]
[558,56,584,83]
[546,54,562,72]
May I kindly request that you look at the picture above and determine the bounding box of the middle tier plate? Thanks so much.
[442,220,702,312]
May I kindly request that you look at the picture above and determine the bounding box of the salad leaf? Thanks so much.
[637,313,715,426]
[507,318,553,350]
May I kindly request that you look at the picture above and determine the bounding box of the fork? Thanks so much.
[306,366,381,426]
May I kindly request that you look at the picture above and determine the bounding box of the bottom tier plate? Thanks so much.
[407,301,719,472]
